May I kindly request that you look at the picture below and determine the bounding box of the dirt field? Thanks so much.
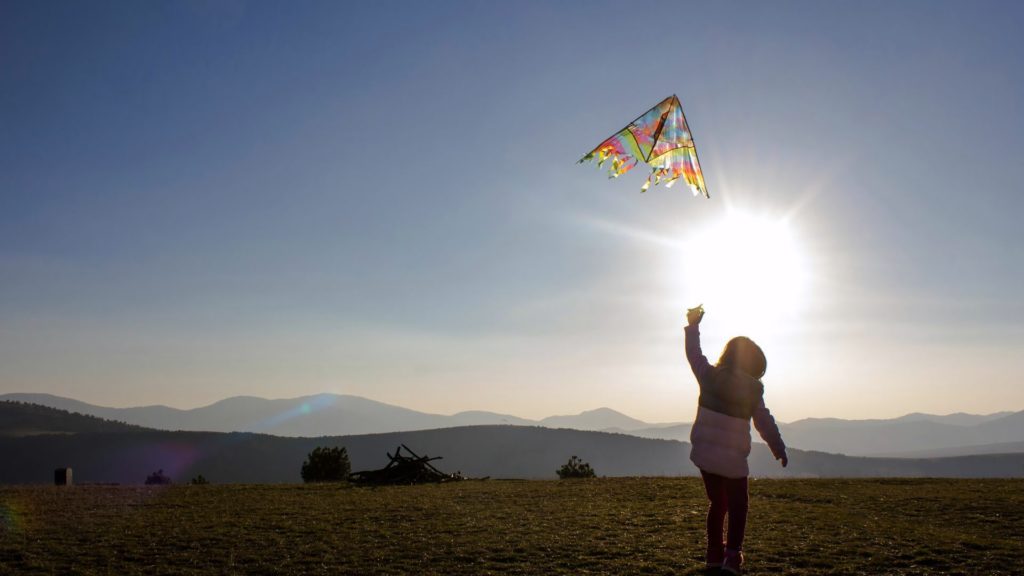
[2,478,1021,575]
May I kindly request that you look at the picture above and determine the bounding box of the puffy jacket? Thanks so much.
[685,325,786,478]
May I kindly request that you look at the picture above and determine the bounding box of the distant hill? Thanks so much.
[878,441,1024,458]
[625,423,693,443]
[1,403,1023,484]
[889,411,1014,426]
[540,407,652,431]
[448,410,536,427]
[0,401,144,437]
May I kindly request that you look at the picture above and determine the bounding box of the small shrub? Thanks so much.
[145,469,172,485]
[301,446,351,483]
[557,455,596,479]
[190,474,209,485]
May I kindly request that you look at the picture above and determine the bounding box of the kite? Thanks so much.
[579,95,708,197]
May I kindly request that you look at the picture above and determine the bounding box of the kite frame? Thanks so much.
[580,94,709,198]
[580,95,675,162]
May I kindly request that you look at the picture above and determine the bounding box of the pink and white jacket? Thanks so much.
[685,325,786,479]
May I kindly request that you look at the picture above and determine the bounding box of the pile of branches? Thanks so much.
[349,444,472,486]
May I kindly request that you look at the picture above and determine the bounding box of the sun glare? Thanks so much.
[672,211,809,343]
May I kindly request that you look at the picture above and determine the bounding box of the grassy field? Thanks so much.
[1,478,1021,575]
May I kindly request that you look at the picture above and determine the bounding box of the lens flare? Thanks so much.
[0,499,25,535]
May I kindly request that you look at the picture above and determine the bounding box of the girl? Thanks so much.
[685,305,787,574]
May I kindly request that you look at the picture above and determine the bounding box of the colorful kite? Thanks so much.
[579,95,708,197]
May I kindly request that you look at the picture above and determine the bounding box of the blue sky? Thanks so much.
[2,1,1023,421]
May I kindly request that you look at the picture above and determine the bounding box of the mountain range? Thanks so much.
[3,401,1024,484]
[0,393,661,436]
[2,392,1022,458]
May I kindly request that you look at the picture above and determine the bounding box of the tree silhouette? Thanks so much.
[145,469,171,485]
[557,455,596,479]
[301,446,351,483]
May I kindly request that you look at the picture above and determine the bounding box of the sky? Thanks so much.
[2,0,1023,423]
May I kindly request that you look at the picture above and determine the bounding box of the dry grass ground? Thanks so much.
[1,478,1021,575]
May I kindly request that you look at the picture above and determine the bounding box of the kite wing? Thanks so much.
[579,95,708,197]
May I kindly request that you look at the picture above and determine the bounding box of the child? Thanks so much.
[685,305,787,574]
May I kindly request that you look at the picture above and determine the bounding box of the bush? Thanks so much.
[557,455,596,479]
[190,474,209,485]
[145,469,172,485]
[301,446,351,483]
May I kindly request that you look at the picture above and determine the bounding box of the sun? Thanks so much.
[671,210,809,343]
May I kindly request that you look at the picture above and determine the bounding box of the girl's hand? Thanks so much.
[779,453,788,468]
[686,305,705,327]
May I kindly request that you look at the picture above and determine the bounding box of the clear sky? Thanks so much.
[2,1,1023,422]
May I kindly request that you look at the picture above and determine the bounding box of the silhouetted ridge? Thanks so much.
[0,401,148,436]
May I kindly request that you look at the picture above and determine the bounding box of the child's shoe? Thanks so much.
[705,541,725,568]
[721,548,743,574]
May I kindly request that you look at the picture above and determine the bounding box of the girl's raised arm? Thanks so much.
[684,318,713,386]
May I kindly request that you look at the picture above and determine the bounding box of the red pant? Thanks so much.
[700,469,749,552]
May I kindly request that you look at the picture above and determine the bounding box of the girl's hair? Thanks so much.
[717,336,767,379]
